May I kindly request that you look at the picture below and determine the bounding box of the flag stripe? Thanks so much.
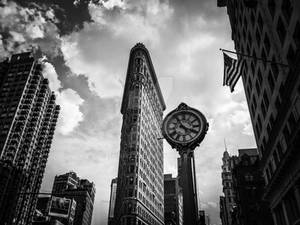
[223,53,244,92]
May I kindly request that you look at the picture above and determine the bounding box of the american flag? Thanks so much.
[223,53,244,92]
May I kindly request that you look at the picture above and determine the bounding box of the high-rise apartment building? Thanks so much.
[0,52,60,225]
[114,43,166,225]
[108,178,118,225]
[219,1,300,224]
[51,172,95,225]
[164,174,183,225]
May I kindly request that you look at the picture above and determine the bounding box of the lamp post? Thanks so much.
[162,103,208,225]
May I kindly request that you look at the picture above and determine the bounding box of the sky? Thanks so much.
[0,0,257,224]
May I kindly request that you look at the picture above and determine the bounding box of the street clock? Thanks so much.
[162,103,208,151]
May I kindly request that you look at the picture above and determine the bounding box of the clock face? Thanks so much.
[163,111,202,144]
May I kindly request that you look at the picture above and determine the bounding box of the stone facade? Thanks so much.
[114,43,166,225]
[218,1,300,224]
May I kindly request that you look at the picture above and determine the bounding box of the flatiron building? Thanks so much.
[114,43,166,225]
[0,52,60,225]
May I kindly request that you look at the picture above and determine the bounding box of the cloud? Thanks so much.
[56,89,84,135]
[42,61,62,92]
[0,1,61,58]
[61,35,123,98]
[58,0,174,99]
[42,61,84,135]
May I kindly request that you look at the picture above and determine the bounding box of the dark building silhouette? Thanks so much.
[108,178,117,225]
[52,172,95,225]
[219,149,236,225]
[198,210,205,225]
[34,196,76,225]
[0,52,60,225]
[231,149,273,225]
[198,210,210,225]
[35,196,51,217]
[114,43,166,225]
[33,220,64,225]
[52,172,80,194]
[219,196,227,225]
[218,1,300,224]
[164,174,183,225]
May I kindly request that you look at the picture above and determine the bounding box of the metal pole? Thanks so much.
[220,48,289,67]
[180,149,198,225]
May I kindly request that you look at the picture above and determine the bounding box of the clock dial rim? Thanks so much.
[163,110,204,144]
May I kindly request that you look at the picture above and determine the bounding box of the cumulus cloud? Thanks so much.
[41,61,84,135]
[56,89,84,135]
[58,0,174,99]
[61,35,123,98]
[0,1,61,57]
[42,62,62,92]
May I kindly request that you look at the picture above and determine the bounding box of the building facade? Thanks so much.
[0,52,60,225]
[231,148,273,225]
[52,172,80,194]
[51,172,95,225]
[33,196,76,225]
[164,174,183,225]
[218,1,300,224]
[108,178,118,225]
[114,43,166,225]
[220,149,236,225]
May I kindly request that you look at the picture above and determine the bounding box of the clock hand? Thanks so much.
[188,127,198,133]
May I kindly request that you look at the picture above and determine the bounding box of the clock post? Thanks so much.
[162,103,208,225]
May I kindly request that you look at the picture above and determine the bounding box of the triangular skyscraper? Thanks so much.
[114,43,166,225]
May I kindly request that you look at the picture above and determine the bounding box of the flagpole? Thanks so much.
[220,48,289,67]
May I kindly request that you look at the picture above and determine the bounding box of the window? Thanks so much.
[275,97,281,111]
[274,203,287,225]
[251,62,255,74]
[268,0,276,18]
[257,115,262,130]
[281,0,292,24]
[293,22,300,48]
[287,46,296,65]
[271,57,279,79]
[285,190,300,225]
[277,17,286,44]
[258,13,263,31]
[269,161,274,174]
[261,101,266,118]
[257,69,263,83]
[253,95,257,108]
[277,142,284,159]
[288,113,296,133]
[250,11,255,26]
[263,91,269,109]
[261,49,267,67]
[283,126,290,143]
[256,29,261,46]
[264,34,271,54]
[273,150,280,166]
[255,80,261,96]
[268,71,275,92]
[279,84,285,101]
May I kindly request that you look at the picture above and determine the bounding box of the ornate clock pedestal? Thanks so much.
[162,103,209,225]
[179,149,198,225]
